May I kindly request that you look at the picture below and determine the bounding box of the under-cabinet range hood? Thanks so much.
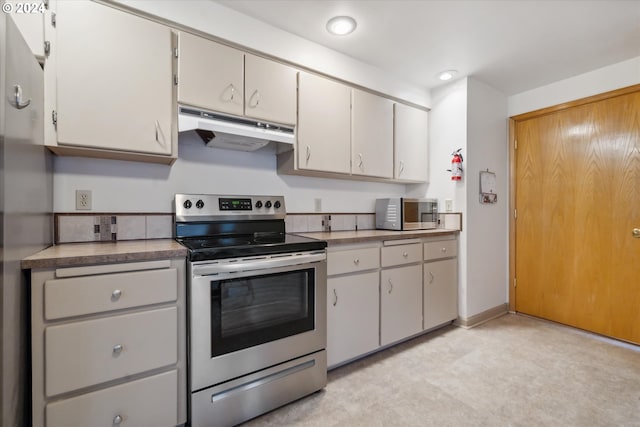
[178,106,295,152]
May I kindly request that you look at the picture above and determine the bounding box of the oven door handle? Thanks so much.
[192,251,326,276]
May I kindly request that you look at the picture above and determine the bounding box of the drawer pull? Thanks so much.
[112,344,124,356]
[353,258,360,265]
[441,247,447,253]
[402,252,408,258]
[113,414,123,425]
[111,289,122,301]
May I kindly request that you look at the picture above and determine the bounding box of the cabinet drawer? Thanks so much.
[45,307,177,396]
[327,247,379,275]
[381,243,421,267]
[44,268,177,320]
[46,370,177,427]
[424,240,457,260]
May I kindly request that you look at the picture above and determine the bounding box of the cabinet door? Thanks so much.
[178,32,243,116]
[394,103,428,182]
[352,89,393,178]
[380,265,423,346]
[424,258,458,330]
[56,1,173,155]
[327,272,379,367]
[297,72,351,174]
[245,54,297,125]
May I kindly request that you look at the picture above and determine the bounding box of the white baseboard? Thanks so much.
[454,303,509,329]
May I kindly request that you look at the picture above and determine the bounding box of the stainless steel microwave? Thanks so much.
[375,198,438,230]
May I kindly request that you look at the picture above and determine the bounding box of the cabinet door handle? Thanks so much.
[306,145,311,162]
[113,414,123,425]
[154,120,167,148]
[333,289,338,306]
[229,84,236,101]
[249,89,261,107]
[428,271,434,284]
[12,85,31,110]
[358,153,363,170]
[387,278,393,294]
[399,160,405,175]
[111,289,122,301]
[112,344,124,355]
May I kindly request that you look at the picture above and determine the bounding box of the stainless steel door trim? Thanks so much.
[190,351,327,427]
[210,359,315,403]
[189,259,327,391]
[191,251,326,277]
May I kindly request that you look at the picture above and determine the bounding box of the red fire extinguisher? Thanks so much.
[448,149,463,181]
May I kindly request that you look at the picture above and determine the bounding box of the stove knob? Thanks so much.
[274,201,281,209]
[265,201,272,208]
[255,200,263,208]
[196,199,204,209]
[183,200,192,209]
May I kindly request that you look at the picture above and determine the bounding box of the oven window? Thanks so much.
[210,268,315,357]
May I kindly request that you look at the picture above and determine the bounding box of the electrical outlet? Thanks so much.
[76,190,92,210]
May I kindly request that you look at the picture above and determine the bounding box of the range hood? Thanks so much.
[178,106,295,152]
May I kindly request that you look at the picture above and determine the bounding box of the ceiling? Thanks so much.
[215,0,640,95]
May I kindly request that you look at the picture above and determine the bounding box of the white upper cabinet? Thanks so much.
[178,35,297,125]
[244,54,297,125]
[178,32,244,116]
[297,72,351,174]
[351,89,394,179]
[394,103,429,182]
[54,1,175,158]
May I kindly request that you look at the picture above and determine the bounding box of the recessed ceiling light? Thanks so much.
[437,70,458,81]
[326,16,357,36]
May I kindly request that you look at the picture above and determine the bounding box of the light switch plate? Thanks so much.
[76,190,92,210]
[445,199,453,212]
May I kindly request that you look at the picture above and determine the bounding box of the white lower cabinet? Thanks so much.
[424,258,458,330]
[30,259,187,427]
[46,370,177,427]
[327,271,379,367]
[380,264,423,346]
[423,237,458,330]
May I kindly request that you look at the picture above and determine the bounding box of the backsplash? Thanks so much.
[54,213,377,244]
[56,214,173,243]
[55,212,461,244]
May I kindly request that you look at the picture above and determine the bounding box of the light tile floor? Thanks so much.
[242,314,640,426]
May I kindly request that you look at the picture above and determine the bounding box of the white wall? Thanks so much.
[465,78,508,317]
[508,56,640,116]
[53,136,405,213]
[422,79,469,316]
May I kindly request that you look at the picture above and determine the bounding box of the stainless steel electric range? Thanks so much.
[174,194,327,427]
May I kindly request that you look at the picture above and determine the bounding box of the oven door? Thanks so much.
[189,251,327,391]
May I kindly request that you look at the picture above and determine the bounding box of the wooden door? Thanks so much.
[514,89,640,343]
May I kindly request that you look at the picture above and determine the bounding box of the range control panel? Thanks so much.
[175,194,285,221]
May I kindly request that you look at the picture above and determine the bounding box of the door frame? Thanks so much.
[508,84,640,312]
